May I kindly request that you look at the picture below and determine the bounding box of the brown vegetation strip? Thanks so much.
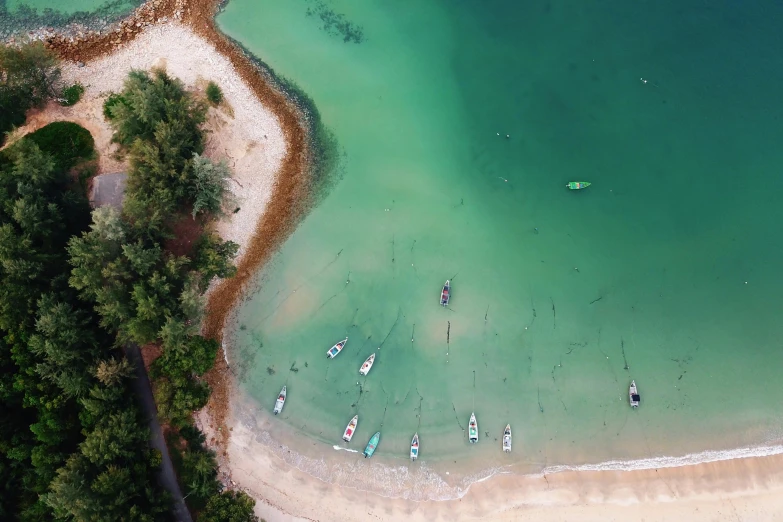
[45,0,313,449]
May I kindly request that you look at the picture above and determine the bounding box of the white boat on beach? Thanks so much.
[629,380,640,408]
[273,386,286,415]
[327,337,348,359]
[502,424,512,453]
[359,353,375,376]
[410,432,419,461]
[468,412,478,443]
[342,415,358,442]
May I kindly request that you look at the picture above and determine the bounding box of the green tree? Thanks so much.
[29,294,101,398]
[0,43,60,143]
[107,69,206,154]
[192,233,239,287]
[199,491,258,522]
[190,153,231,218]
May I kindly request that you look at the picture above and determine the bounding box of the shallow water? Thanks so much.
[218,0,783,484]
[5,0,135,15]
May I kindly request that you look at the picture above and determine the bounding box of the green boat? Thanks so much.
[566,181,591,190]
[364,431,380,458]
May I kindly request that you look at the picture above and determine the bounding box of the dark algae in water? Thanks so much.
[304,0,364,43]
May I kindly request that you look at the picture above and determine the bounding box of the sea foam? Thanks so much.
[541,443,783,474]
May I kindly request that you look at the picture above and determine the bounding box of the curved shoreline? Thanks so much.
[39,0,315,450]
[30,1,783,520]
[227,386,783,521]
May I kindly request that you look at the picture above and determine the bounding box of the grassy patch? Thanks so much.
[205,81,223,105]
[24,121,95,172]
[60,83,85,106]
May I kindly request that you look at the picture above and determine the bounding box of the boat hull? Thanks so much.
[410,433,419,461]
[468,413,478,443]
[326,338,348,359]
[567,181,591,190]
[343,415,358,442]
[502,424,512,453]
[273,386,286,415]
[440,280,450,306]
[359,354,375,376]
[364,432,380,458]
[629,380,640,408]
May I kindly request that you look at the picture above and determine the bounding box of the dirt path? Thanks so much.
[126,344,193,522]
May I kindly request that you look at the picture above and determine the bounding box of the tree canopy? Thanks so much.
[1,59,254,520]
[0,43,60,145]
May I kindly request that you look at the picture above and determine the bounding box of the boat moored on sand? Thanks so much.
[502,424,512,452]
[410,433,419,461]
[364,431,381,458]
[468,412,478,443]
[326,337,348,359]
[566,181,591,190]
[440,280,451,306]
[629,380,640,408]
[342,415,358,442]
[359,353,376,376]
[273,386,286,415]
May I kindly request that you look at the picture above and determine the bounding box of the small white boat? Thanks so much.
[502,424,512,453]
[359,353,376,376]
[440,280,451,306]
[468,412,478,443]
[629,380,640,408]
[273,386,286,415]
[342,415,358,442]
[326,337,348,359]
[410,432,419,461]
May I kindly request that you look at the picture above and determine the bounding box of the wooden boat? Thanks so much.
[364,431,380,458]
[359,353,376,376]
[566,181,591,190]
[468,412,478,443]
[410,433,419,461]
[326,337,348,359]
[272,386,286,415]
[342,415,358,442]
[440,280,450,306]
[629,380,640,408]
[502,424,512,453]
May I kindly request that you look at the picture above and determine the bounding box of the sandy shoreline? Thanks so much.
[221,388,783,521]
[15,1,783,520]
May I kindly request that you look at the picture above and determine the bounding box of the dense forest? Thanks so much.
[1,43,258,521]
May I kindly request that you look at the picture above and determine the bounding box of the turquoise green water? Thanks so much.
[6,0,112,13]
[219,0,783,489]
[1,0,140,36]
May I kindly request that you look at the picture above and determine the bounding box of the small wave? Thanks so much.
[542,444,783,474]
[333,445,359,453]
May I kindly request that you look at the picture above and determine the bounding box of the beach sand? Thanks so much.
[221,389,783,522]
[14,1,783,520]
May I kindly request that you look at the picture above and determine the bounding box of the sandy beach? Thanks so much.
[215,388,783,522]
[12,1,783,520]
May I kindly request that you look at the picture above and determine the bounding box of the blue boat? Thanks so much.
[364,431,380,458]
